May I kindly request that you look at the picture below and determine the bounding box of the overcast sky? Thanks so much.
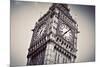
[10,1,95,66]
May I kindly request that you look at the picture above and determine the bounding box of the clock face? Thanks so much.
[59,23,70,35]
[59,23,73,43]
[35,24,46,40]
[63,30,73,43]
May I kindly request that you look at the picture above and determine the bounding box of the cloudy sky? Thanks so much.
[10,1,95,66]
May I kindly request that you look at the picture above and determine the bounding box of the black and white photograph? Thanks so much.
[10,0,95,66]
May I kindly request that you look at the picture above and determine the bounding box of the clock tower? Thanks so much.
[27,3,79,65]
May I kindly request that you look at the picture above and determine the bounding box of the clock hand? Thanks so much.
[40,30,43,35]
[63,29,71,36]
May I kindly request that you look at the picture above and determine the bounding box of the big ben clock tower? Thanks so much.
[27,3,79,65]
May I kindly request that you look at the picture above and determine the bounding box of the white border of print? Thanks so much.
[14,0,95,5]
[0,0,99,67]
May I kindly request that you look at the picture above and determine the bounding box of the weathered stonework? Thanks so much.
[27,3,79,65]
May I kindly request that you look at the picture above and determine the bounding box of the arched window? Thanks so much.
[64,42,66,45]
[61,41,64,45]
[56,37,59,41]
[59,39,61,42]
[66,44,68,48]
